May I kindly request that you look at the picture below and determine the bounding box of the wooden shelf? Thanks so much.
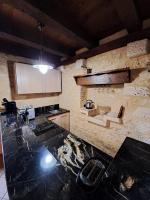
[74,68,130,86]
[80,107,97,116]
[87,106,123,128]
[104,112,123,123]
[88,112,122,127]
[88,115,110,127]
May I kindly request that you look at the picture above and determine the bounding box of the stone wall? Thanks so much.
[0,47,150,157]
[0,53,59,108]
[59,46,150,157]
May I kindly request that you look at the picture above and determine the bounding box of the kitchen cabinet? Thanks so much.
[15,63,61,94]
[44,70,61,93]
[48,113,70,131]
[16,63,43,94]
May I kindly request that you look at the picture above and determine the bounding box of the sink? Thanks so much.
[49,110,61,114]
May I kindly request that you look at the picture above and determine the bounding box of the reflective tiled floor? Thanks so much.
[0,169,9,200]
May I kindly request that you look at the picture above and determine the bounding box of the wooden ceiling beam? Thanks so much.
[0,38,60,65]
[0,0,94,48]
[0,31,68,57]
[112,0,142,32]
[25,0,96,47]
[0,8,73,57]
[60,27,150,66]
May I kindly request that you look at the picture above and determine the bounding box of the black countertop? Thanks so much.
[104,138,150,200]
[34,107,70,118]
[1,112,150,200]
[0,113,112,200]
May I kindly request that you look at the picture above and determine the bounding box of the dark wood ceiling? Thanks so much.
[0,0,150,66]
[27,0,123,39]
[135,0,150,19]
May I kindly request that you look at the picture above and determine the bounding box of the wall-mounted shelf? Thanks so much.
[81,105,124,128]
[74,68,130,86]
[88,115,110,127]
[80,107,97,116]
[104,112,123,123]
[88,112,122,127]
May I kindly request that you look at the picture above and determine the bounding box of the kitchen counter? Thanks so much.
[0,114,112,200]
[1,113,150,200]
[34,107,70,118]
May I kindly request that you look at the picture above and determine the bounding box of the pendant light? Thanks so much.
[33,23,54,74]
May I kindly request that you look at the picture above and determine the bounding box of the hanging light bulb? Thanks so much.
[38,65,51,74]
[33,64,53,74]
[33,23,54,74]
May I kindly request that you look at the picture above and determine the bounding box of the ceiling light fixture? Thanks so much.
[33,23,54,74]
[33,64,53,74]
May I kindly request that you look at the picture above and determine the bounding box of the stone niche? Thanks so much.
[80,85,124,128]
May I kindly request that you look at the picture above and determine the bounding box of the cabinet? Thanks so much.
[15,63,61,94]
[16,63,43,94]
[48,113,70,131]
[44,70,61,93]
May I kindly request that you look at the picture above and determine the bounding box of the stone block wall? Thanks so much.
[59,46,150,157]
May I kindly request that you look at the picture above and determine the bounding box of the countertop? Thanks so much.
[34,108,70,118]
[105,137,150,200]
[1,112,150,200]
[0,113,112,200]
